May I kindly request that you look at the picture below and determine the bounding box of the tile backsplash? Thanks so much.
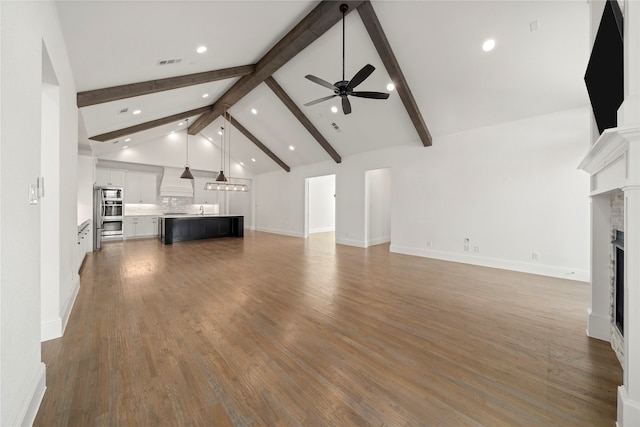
[124,197,220,215]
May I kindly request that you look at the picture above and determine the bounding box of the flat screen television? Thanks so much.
[584,0,624,135]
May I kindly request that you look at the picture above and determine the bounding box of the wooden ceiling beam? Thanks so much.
[89,106,213,142]
[357,1,432,147]
[189,0,365,135]
[264,76,341,164]
[77,65,255,108]
[226,113,291,173]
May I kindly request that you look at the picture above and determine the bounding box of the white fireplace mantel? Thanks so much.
[579,125,640,427]
[578,126,640,195]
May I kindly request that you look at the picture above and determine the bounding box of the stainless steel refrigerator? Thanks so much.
[93,186,124,250]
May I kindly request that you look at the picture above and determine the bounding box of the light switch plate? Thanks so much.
[29,183,38,204]
[37,176,45,197]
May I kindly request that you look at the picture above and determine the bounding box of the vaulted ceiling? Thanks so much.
[57,0,590,175]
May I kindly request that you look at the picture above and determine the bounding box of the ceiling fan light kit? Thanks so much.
[304,3,389,115]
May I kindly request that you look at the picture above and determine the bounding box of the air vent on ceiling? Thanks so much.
[331,122,341,132]
[118,107,128,114]
[157,58,183,66]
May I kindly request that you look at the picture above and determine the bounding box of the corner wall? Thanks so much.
[255,106,591,281]
[0,1,78,424]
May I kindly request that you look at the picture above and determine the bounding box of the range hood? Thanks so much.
[159,167,194,197]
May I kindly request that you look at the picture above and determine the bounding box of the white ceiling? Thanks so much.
[56,0,590,175]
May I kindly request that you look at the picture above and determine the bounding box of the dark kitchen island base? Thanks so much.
[160,215,244,244]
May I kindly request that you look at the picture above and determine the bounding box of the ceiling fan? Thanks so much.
[304,3,389,115]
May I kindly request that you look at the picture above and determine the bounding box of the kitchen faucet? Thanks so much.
[199,205,204,215]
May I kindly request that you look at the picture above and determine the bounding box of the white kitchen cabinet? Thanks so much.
[77,220,92,271]
[96,168,125,187]
[124,216,158,239]
[125,172,157,203]
[194,177,219,204]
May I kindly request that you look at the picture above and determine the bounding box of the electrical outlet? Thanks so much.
[532,251,539,261]
[473,245,480,253]
[426,240,432,248]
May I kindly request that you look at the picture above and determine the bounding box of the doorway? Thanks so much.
[365,168,391,247]
[305,174,336,239]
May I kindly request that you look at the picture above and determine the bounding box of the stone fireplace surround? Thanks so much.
[579,125,639,426]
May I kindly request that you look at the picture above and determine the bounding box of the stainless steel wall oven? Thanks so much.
[93,186,124,250]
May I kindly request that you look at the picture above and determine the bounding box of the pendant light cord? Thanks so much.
[185,118,189,166]
[228,115,231,184]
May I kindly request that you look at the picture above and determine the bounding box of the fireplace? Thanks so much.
[579,124,640,427]
[613,230,624,335]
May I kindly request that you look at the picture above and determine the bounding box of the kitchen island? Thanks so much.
[160,214,244,244]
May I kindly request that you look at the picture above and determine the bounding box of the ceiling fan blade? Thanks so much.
[346,64,375,90]
[304,94,337,107]
[305,74,338,91]
[341,96,352,115]
[351,91,390,100]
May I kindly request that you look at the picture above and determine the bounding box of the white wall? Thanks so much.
[99,132,254,181]
[365,168,391,246]
[0,1,78,424]
[308,174,335,233]
[255,107,590,280]
[77,154,94,225]
[391,107,590,281]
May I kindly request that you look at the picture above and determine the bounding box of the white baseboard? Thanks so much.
[61,274,81,334]
[618,386,640,427]
[366,236,390,247]
[586,308,611,341]
[41,318,62,342]
[389,244,590,282]
[41,274,80,342]
[255,227,304,238]
[309,227,335,233]
[336,237,366,248]
[12,362,46,427]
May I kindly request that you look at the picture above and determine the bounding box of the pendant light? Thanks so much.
[180,118,194,179]
[204,108,249,192]
[215,120,227,182]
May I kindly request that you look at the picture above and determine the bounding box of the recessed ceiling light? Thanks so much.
[330,106,338,113]
[482,39,495,52]
[240,162,244,166]
[251,108,257,115]
[208,137,213,141]
[196,46,207,54]
[386,83,395,91]
[251,158,256,162]
[122,145,129,149]
[178,121,184,126]
[132,109,141,115]
[202,93,209,98]
[289,145,295,151]
[218,130,223,135]
[124,138,131,142]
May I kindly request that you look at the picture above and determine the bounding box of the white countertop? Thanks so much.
[161,214,243,219]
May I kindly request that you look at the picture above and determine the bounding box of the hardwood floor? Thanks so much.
[35,231,621,426]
